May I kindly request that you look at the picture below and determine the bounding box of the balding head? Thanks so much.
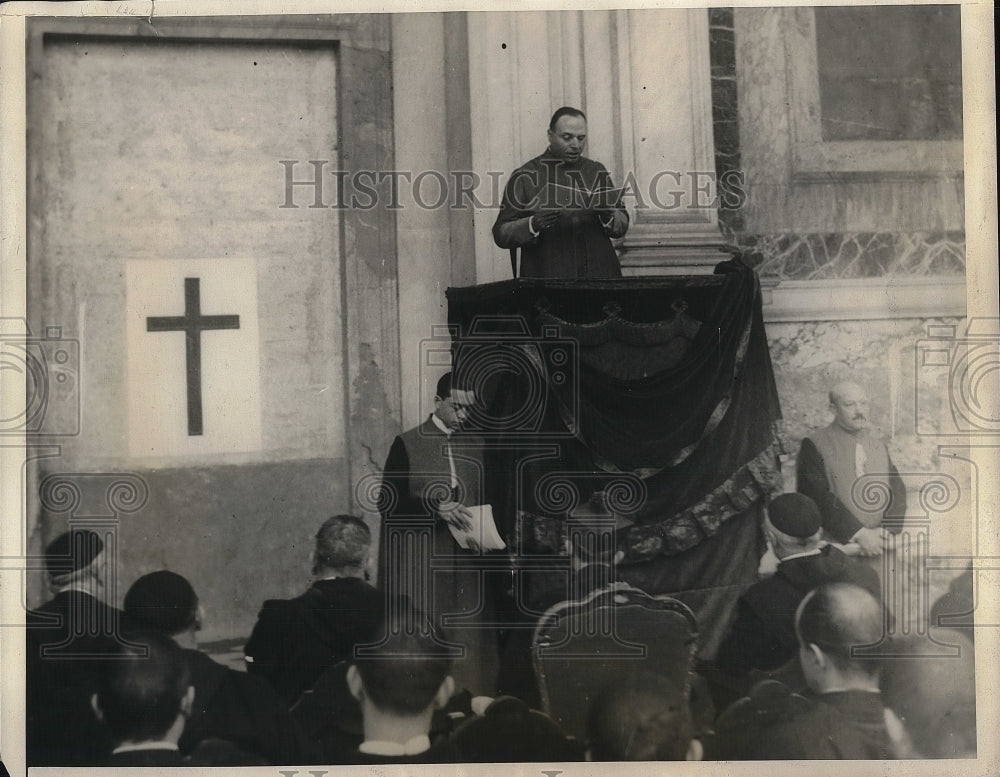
[796,583,884,690]
[828,381,870,433]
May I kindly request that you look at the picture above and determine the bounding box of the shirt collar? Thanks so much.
[430,413,451,436]
[358,734,431,756]
[778,548,823,563]
[112,741,180,754]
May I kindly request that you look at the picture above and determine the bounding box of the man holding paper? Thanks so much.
[493,106,629,279]
[378,372,502,694]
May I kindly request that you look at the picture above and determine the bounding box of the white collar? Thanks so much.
[430,414,451,436]
[112,741,179,754]
[358,734,431,756]
[778,548,823,563]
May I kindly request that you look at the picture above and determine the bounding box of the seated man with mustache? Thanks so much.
[796,381,907,556]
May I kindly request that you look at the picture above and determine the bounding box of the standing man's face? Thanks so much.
[831,383,870,433]
[434,388,475,432]
[547,115,587,163]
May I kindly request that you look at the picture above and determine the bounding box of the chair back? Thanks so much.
[532,583,699,741]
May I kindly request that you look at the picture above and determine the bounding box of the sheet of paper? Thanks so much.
[530,182,625,212]
[446,504,506,552]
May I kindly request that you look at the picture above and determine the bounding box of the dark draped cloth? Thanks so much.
[445,258,782,655]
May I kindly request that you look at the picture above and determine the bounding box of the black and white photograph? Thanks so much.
[0,0,996,774]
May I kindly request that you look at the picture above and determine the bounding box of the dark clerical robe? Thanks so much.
[181,648,315,763]
[26,590,123,765]
[379,416,497,695]
[713,686,894,760]
[797,423,907,543]
[716,546,881,676]
[493,152,628,279]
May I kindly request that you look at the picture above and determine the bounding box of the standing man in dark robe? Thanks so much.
[378,372,497,696]
[797,381,907,556]
[493,106,629,279]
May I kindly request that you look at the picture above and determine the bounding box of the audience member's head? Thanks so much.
[765,493,823,559]
[451,696,580,762]
[123,570,201,644]
[795,583,883,693]
[346,610,455,746]
[880,631,976,758]
[312,514,372,578]
[828,381,870,433]
[586,671,702,761]
[91,631,194,748]
[44,529,107,595]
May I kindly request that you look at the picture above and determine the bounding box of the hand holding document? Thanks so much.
[445,504,506,552]
[531,181,625,213]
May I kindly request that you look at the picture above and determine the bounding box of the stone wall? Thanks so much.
[25,16,399,643]
[709,6,968,485]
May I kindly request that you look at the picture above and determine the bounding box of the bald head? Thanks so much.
[796,583,883,684]
[829,381,870,433]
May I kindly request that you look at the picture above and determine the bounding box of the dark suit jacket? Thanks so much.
[26,591,125,766]
[716,546,881,675]
[244,577,382,705]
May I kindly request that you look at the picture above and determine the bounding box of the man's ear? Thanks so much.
[346,664,364,702]
[686,738,704,761]
[807,642,826,670]
[180,685,195,716]
[90,692,104,722]
[434,675,455,709]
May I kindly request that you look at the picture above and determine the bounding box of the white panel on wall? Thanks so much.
[126,258,262,456]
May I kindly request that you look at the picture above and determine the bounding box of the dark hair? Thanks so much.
[796,583,883,675]
[354,610,452,716]
[549,106,587,131]
[123,570,199,636]
[314,514,371,572]
[435,371,454,400]
[96,631,191,744]
[587,671,693,761]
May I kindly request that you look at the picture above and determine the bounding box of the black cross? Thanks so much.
[147,277,240,436]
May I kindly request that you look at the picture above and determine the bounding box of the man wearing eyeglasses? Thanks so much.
[378,371,497,695]
[493,106,629,279]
